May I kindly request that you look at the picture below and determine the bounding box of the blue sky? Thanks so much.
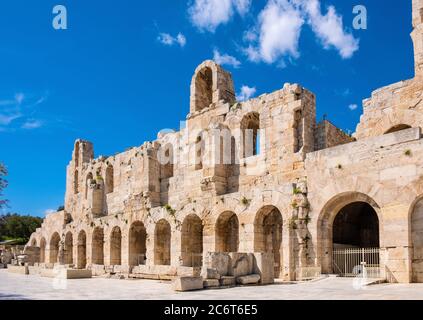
[0,0,415,217]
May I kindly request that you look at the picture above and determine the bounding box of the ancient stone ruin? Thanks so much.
[21,1,423,288]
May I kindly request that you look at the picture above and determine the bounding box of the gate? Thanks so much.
[333,248,381,278]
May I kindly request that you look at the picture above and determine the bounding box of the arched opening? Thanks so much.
[254,206,283,276]
[74,170,79,194]
[241,112,260,158]
[85,172,93,200]
[181,214,203,267]
[318,193,381,275]
[194,67,213,112]
[110,227,122,265]
[92,227,104,265]
[411,197,423,283]
[384,124,412,134]
[215,211,239,252]
[64,232,73,265]
[128,221,147,266]
[77,231,87,269]
[30,238,37,247]
[39,237,46,263]
[49,232,61,264]
[161,144,174,179]
[333,202,380,249]
[106,165,114,194]
[154,219,171,266]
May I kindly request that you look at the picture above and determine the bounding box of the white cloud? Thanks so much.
[0,92,47,131]
[213,49,241,68]
[237,85,257,101]
[158,32,186,47]
[0,113,22,126]
[299,0,359,59]
[243,0,304,64]
[189,0,252,32]
[243,0,359,65]
[348,103,358,111]
[22,119,43,130]
[44,209,56,216]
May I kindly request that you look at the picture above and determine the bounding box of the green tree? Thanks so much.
[0,213,43,243]
[0,162,7,208]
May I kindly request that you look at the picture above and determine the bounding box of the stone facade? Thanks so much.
[27,1,423,284]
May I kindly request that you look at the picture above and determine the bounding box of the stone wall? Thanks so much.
[27,1,423,284]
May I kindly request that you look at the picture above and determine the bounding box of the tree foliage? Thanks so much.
[0,214,43,242]
[0,163,7,208]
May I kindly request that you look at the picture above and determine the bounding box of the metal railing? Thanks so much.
[333,247,381,278]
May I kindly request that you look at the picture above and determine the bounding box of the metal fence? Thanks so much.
[333,247,381,278]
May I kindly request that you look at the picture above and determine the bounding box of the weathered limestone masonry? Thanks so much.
[26,1,423,284]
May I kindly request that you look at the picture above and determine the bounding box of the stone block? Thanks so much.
[229,253,254,278]
[28,266,41,275]
[253,252,275,284]
[7,265,29,275]
[236,274,261,285]
[220,276,236,286]
[41,268,92,279]
[203,279,220,288]
[172,277,204,292]
[203,252,231,277]
[201,268,220,280]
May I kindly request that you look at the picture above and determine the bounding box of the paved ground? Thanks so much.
[0,269,422,300]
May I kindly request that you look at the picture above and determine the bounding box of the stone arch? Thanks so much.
[64,232,73,265]
[181,214,203,267]
[154,219,171,266]
[49,232,61,264]
[193,66,213,112]
[77,230,87,269]
[128,221,147,266]
[241,112,260,158]
[190,60,235,114]
[384,124,412,134]
[215,211,239,253]
[254,206,283,276]
[105,165,114,194]
[39,237,46,263]
[317,192,382,274]
[110,226,122,265]
[30,238,37,246]
[85,172,93,200]
[91,227,104,265]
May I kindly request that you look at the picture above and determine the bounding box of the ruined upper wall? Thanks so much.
[61,60,319,222]
[314,120,355,151]
[354,1,423,140]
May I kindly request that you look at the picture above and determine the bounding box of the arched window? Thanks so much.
[194,67,213,112]
[241,112,260,158]
[384,124,412,134]
[106,166,114,194]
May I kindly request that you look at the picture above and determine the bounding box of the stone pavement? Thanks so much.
[0,270,422,300]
